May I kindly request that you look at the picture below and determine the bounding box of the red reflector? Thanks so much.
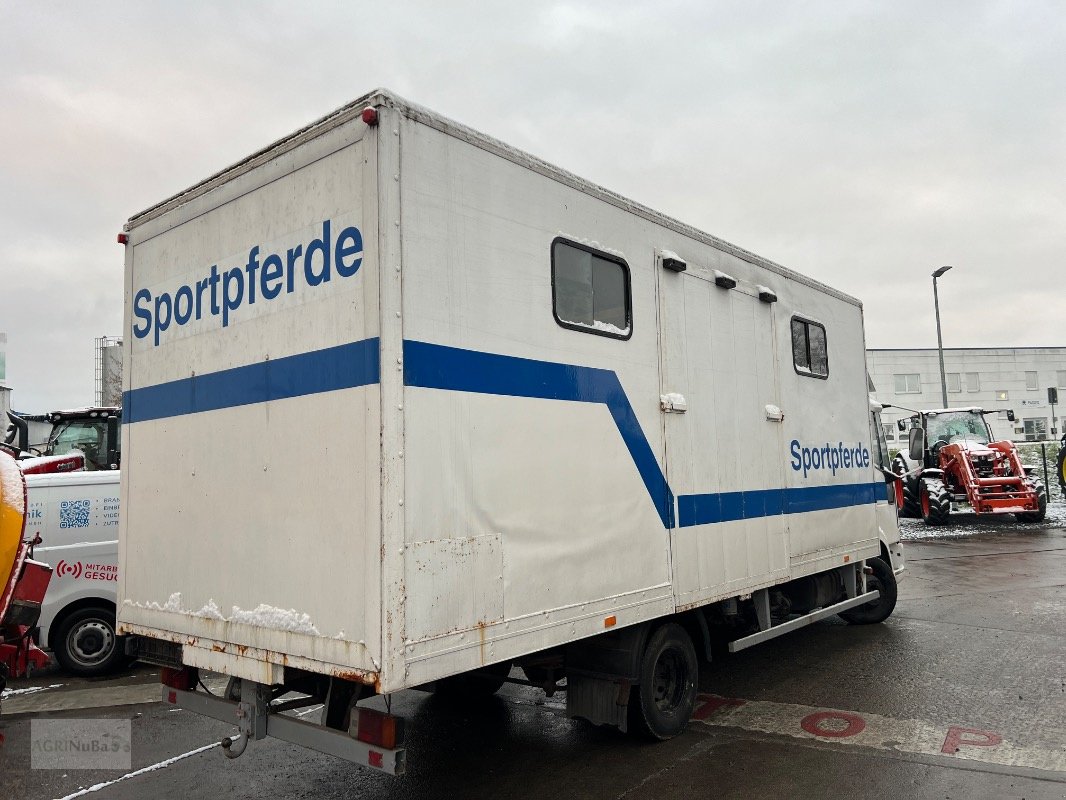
[355,707,404,749]
[167,690,177,704]
[117,232,129,245]
[368,751,383,768]
[161,666,199,690]
[361,106,378,126]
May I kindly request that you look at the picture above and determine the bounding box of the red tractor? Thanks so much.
[889,407,1047,525]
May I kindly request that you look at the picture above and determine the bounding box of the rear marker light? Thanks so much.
[361,107,378,126]
[353,707,404,749]
[161,666,199,690]
[167,691,177,704]
[604,615,617,628]
[117,233,129,245]
[368,751,383,768]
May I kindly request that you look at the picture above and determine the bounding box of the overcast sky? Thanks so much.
[1,1,1063,411]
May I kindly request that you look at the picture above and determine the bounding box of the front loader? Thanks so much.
[888,407,1046,526]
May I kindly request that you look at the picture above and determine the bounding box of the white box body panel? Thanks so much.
[119,91,897,693]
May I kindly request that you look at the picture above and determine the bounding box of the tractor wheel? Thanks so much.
[1016,482,1047,523]
[891,454,921,518]
[920,478,951,526]
[839,557,898,625]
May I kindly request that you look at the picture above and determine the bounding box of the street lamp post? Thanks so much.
[932,265,953,407]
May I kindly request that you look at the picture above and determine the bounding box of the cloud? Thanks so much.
[1,1,1064,410]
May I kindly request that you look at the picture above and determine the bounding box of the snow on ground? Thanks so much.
[0,686,61,699]
[900,500,1066,540]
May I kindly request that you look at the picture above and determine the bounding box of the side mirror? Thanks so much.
[908,427,925,461]
[896,419,907,432]
[4,411,29,454]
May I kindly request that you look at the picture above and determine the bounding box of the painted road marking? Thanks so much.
[692,694,1066,774]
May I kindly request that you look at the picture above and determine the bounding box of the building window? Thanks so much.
[790,317,828,379]
[882,423,895,441]
[894,373,921,394]
[996,389,1009,401]
[551,238,632,339]
[946,373,961,393]
[1023,418,1048,441]
[1025,371,1039,391]
[1058,370,1066,388]
[965,372,980,392]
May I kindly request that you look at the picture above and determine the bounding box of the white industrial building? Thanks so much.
[867,347,1066,444]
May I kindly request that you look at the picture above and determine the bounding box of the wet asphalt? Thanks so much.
[2,518,1064,800]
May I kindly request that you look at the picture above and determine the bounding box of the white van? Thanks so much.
[6,408,125,676]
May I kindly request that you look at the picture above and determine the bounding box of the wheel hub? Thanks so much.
[71,620,114,664]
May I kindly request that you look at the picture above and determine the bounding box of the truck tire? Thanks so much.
[1016,483,1047,523]
[52,606,128,677]
[1057,443,1066,493]
[434,660,512,699]
[628,623,698,741]
[838,557,897,625]
[892,453,920,518]
[920,478,951,526]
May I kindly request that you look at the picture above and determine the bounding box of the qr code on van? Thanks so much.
[59,499,91,529]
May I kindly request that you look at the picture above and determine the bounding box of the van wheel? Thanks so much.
[53,607,127,676]
[839,557,897,625]
[628,623,698,740]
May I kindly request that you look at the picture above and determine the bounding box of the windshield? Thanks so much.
[924,411,989,446]
[48,420,108,469]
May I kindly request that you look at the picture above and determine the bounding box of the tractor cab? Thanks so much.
[4,407,121,472]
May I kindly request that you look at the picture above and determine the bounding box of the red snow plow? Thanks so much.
[889,407,1046,525]
[0,445,53,704]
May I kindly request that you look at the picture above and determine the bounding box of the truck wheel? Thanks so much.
[1016,483,1047,523]
[1057,443,1066,493]
[52,607,128,677]
[628,623,698,741]
[891,454,920,518]
[838,557,897,625]
[920,478,951,526]
[434,660,512,698]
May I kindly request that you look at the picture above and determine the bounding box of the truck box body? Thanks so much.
[119,90,888,695]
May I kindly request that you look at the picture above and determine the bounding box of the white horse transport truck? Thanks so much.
[118,89,904,774]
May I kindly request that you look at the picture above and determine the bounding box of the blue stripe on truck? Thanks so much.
[123,337,884,529]
[677,482,885,528]
[402,339,676,529]
[122,338,380,424]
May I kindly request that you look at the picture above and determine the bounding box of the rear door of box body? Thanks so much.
[119,118,384,682]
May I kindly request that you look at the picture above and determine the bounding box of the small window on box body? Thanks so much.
[551,239,632,339]
[790,317,828,379]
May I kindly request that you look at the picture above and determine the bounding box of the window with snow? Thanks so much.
[551,239,631,339]
[790,317,828,379]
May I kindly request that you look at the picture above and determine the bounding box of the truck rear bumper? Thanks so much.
[164,686,406,775]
